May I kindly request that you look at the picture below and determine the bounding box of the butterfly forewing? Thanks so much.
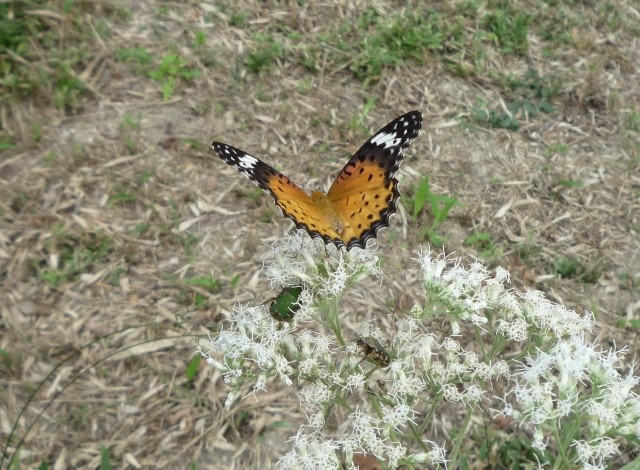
[212,142,343,241]
[327,110,422,199]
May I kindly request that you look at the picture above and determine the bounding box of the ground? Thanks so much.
[1,0,639,468]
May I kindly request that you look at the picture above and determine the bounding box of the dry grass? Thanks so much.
[1,0,639,468]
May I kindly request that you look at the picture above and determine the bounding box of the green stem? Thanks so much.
[449,406,474,465]
[319,295,345,345]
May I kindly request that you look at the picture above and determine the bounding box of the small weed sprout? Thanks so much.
[200,232,640,469]
[404,176,460,247]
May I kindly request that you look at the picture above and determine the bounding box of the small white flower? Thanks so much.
[412,333,437,362]
[278,431,342,469]
[312,333,333,355]
[528,407,551,425]
[338,436,359,455]
[429,361,448,383]
[308,412,325,432]
[295,288,316,320]
[584,400,619,429]
[253,373,267,393]
[321,258,348,297]
[496,318,529,341]
[442,384,463,402]
[350,409,388,457]
[574,439,593,464]
[344,372,366,392]
[573,437,620,468]
[325,372,343,386]
[522,290,593,337]
[382,402,418,431]
[494,266,510,284]
[464,351,479,368]
[447,360,470,377]
[407,441,448,465]
[491,360,510,379]
[471,362,492,381]
[299,357,320,376]
[396,317,420,343]
[469,312,489,327]
[442,337,461,352]
[501,403,516,418]
[300,383,334,409]
[388,362,425,398]
[222,367,242,382]
[463,385,484,404]
[385,443,407,468]
[415,247,448,282]
[605,370,640,408]
[555,396,575,418]
[532,428,547,451]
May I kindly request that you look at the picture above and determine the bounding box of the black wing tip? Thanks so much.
[396,110,422,124]
[211,141,235,157]
[378,110,422,131]
[404,110,422,118]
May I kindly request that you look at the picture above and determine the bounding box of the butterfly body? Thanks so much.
[212,110,422,249]
[309,194,344,236]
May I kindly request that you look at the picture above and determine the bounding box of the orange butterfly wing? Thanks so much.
[326,110,422,248]
[212,110,422,249]
[211,143,345,241]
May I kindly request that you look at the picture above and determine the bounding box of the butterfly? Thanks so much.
[212,110,422,250]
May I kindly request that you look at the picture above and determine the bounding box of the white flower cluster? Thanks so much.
[199,232,384,406]
[263,231,382,298]
[278,416,446,470]
[202,238,639,469]
[418,248,639,468]
[504,335,640,467]
[199,303,296,406]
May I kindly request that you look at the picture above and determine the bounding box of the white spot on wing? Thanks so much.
[237,155,258,168]
[370,131,403,148]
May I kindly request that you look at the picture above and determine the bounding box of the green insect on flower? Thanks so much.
[269,285,304,322]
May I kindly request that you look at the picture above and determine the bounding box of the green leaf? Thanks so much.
[412,177,431,219]
[100,445,112,470]
[186,354,201,381]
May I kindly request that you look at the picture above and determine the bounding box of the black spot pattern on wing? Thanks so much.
[342,179,400,250]
[327,110,422,249]
[333,110,422,190]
